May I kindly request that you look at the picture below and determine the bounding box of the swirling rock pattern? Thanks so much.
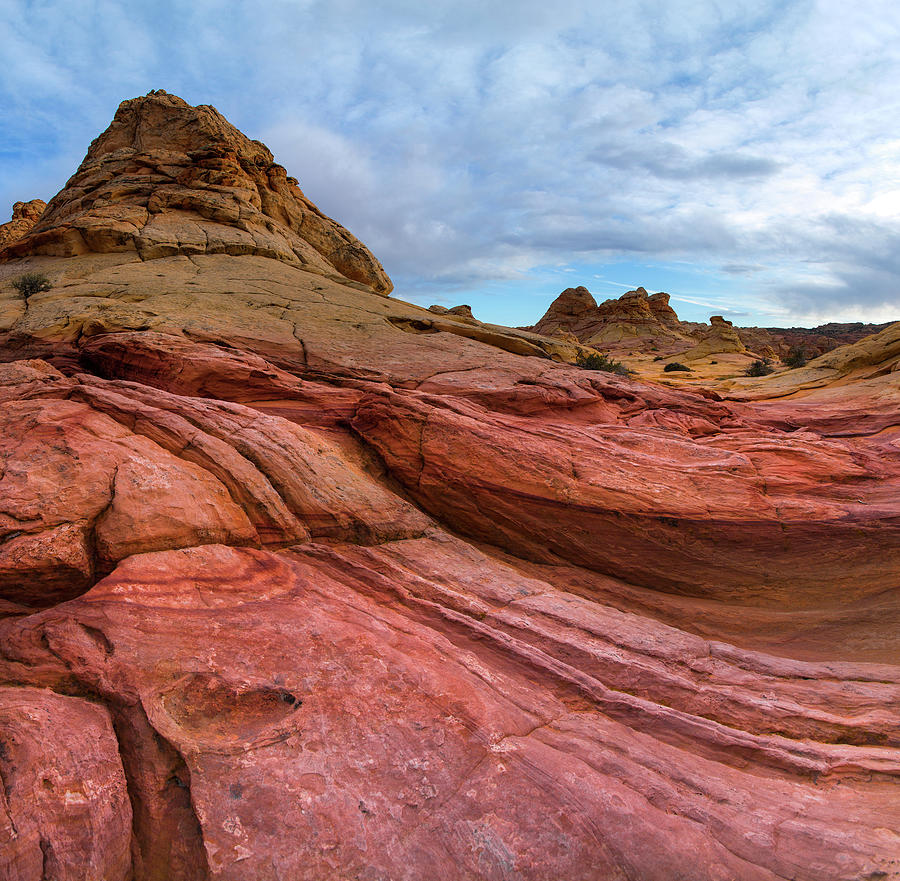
[0,93,898,880]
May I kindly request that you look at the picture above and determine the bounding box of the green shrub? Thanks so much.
[745,359,775,377]
[575,351,631,375]
[663,362,691,372]
[12,273,51,298]
[784,345,807,368]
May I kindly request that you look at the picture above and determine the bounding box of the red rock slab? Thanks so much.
[351,388,900,607]
[68,372,431,544]
[0,391,257,608]
[492,547,900,665]
[80,331,363,427]
[745,371,900,439]
[0,686,132,881]
[0,542,897,880]
[0,354,430,610]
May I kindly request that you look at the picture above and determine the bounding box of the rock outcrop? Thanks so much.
[739,320,896,360]
[681,314,747,360]
[725,319,900,411]
[530,286,895,367]
[647,290,679,322]
[0,91,391,294]
[1,93,899,881]
[0,200,46,250]
[531,286,709,356]
[0,688,133,880]
[533,286,684,349]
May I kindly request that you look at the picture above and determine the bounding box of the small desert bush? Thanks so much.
[745,359,775,377]
[784,346,808,368]
[663,362,691,372]
[575,351,631,375]
[12,272,51,298]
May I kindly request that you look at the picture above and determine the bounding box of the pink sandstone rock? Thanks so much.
[0,91,898,881]
[0,687,132,881]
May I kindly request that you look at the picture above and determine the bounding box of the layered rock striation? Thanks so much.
[1,93,899,881]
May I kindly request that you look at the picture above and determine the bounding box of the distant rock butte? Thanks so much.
[1,93,899,881]
[0,199,46,249]
[0,91,392,294]
[680,314,747,361]
[531,285,706,354]
[530,284,894,362]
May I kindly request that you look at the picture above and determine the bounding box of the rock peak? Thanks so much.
[0,91,392,294]
[551,286,599,315]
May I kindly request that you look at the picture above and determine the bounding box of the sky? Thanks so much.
[2,0,900,328]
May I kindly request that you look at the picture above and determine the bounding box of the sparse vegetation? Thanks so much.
[784,345,808,368]
[575,350,631,375]
[745,359,775,377]
[12,272,51,299]
[663,362,691,372]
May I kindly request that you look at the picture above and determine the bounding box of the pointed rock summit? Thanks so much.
[0,90,392,294]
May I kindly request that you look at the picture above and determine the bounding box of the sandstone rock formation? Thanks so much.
[724,320,900,426]
[0,687,133,880]
[0,200,46,250]
[1,93,899,881]
[530,285,894,368]
[530,285,696,354]
[0,92,391,294]
[680,314,747,361]
[647,289,679,322]
[428,303,478,324]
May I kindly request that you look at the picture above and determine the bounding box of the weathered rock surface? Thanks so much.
[740,320,896,360]
[0,91,391,293]
[724,319,900,400]
[1,92,899,881]
[0,687,132,881]
[2,539,898,880]
[0,200,46,250]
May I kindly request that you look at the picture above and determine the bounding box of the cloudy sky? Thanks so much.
[2,0,900,327]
